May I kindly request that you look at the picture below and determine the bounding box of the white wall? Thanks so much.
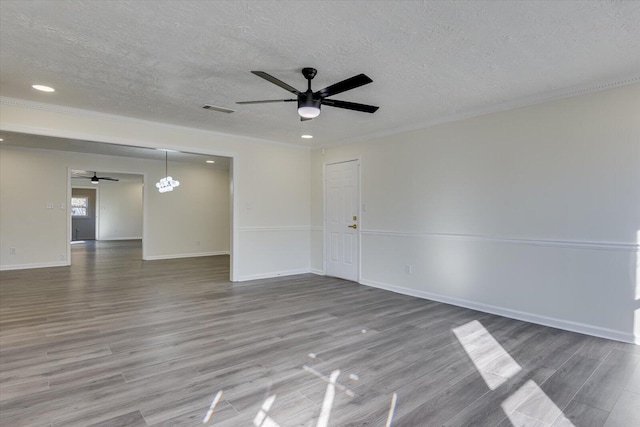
[0,100,311,280]
[146,161,230,259]
[0,147,70,268]
[73,178,144,241]
[311,84,640,343]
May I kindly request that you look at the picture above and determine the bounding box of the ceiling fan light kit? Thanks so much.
[237,67,378,121]
[298,98,321,118]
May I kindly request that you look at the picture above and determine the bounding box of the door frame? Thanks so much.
[67,168,145,261]
[323,156,362,282]
[70,185,99,242]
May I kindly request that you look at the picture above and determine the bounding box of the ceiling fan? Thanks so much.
[73,172,119,184]
[237,67,379,121]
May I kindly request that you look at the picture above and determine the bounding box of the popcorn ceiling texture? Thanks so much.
[1,0,639,146]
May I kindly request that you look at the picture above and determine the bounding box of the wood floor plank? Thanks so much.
[393,370,490,426]
[603,390,640,427]
[86,410,147,427]
[573,349,640,412]
[0,378,50,403]
[515,355,600,421]
[554,400,609,427]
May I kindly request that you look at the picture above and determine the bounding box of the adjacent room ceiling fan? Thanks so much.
[73,172,119,184]
[237,67,379,121]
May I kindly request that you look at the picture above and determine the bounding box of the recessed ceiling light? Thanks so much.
[301,135,313,139]
[0,138,3,142]
[206,160,215,164]
[32,84,55,92]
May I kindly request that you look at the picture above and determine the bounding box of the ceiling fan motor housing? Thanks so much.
[301,67,317,80]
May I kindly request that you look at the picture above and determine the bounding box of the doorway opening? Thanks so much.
[71,171,144,244]
[71,187,97,241]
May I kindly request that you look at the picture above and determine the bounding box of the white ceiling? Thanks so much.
[1,0,639,148]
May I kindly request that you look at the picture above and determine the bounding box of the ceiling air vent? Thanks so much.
[202,104,235,114]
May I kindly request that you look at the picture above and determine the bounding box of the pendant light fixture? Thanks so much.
[156,151,180,193]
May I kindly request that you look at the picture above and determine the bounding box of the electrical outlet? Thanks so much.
[405,264,412,275]
[46,203,54,209]
[60,203,66,210]
[9,247,16,255]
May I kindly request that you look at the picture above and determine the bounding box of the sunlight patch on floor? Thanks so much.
[386,392,398,427]
[317,370,340,427]
[202,390,223,424]
[501,380,575,426]
[452,320,522,390]
[254,395,279,427]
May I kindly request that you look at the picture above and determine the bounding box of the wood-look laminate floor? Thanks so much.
[1,241,638,427]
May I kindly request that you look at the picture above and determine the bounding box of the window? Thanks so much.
[71,197,89,217]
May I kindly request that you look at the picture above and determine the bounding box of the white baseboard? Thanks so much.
[310,268,324,275]
[0,261,70,271]
[98,236,142,241]
[236,268,311,282]
[360,277,636,345]
[144,251,229,261]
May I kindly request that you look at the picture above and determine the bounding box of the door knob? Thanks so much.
[348,224,357,229]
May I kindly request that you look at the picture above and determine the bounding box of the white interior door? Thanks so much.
[325,160,359,281]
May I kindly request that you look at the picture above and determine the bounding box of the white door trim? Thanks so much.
[68,168,143,257]
[69,185,99,241]
[323,156,362,282]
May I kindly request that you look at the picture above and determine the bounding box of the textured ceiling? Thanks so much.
[1,0,639,147]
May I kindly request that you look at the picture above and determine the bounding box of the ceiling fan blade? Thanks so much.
[321,99,379,113]
[315,74,373,99]
[300,116,313,122]
[97,177,119,181]
[251,71,302,96]
[236,99,296,104]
